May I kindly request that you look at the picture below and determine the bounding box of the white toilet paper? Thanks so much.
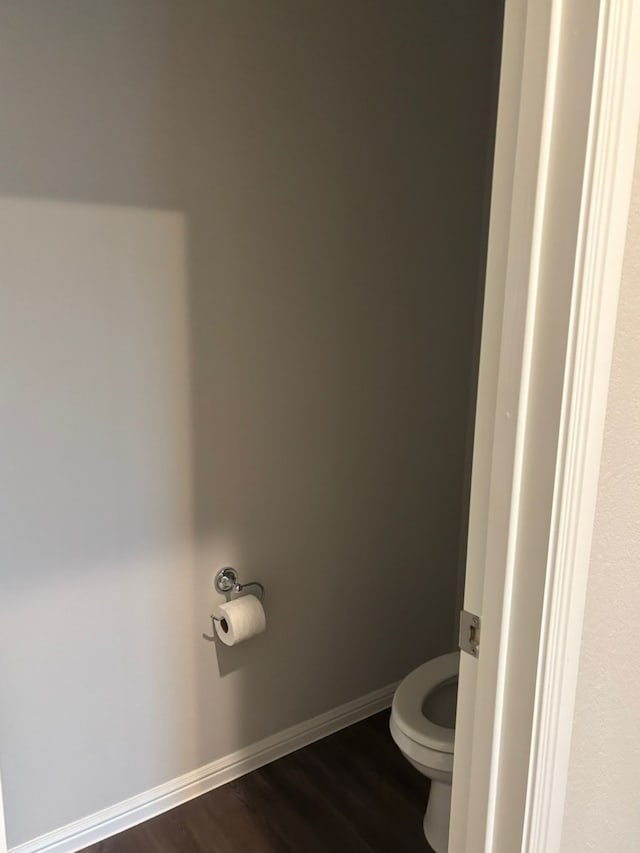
[213,594,266,646]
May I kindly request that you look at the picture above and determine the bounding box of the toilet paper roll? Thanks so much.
[213,594,266,646]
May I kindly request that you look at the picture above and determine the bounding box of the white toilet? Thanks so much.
[389,651,459,853]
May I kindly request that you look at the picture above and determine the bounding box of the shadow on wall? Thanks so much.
[0,1,503,846]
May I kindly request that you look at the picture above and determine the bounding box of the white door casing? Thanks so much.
[450,0,564,845]
[450,0,640,851]
[522,1,640,850]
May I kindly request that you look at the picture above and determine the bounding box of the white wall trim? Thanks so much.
[8,683,397,853]
[523,1,640,851]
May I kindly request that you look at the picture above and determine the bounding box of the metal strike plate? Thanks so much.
[459,609,481,658]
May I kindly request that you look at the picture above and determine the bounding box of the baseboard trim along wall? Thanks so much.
[9,683,398,853]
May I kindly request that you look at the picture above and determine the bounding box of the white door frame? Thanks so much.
[450,0,640,851]
[522,0,640,848]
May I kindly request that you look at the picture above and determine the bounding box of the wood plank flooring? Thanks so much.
[81,711,435,853]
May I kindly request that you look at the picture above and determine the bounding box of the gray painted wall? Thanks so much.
[0,2,502,845]
[561,126,640,851]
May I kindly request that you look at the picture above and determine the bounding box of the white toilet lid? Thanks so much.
[392,651,459,753]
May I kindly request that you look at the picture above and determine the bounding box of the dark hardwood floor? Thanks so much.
[81,711,435,853]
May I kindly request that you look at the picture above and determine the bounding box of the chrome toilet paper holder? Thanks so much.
[202,567,265,642]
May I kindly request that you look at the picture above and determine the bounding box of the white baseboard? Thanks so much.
[10,682,397,853]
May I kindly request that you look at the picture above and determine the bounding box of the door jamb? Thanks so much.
[522,1,640,849]
[451,0,640,850]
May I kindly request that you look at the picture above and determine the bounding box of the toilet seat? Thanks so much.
[389,715,454,776]
[391,651,459,754]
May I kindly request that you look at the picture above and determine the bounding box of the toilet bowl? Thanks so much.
[390,651,459,853]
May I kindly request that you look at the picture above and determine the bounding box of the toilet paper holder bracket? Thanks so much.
[213,566,265,602]
[202,567,265,642]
